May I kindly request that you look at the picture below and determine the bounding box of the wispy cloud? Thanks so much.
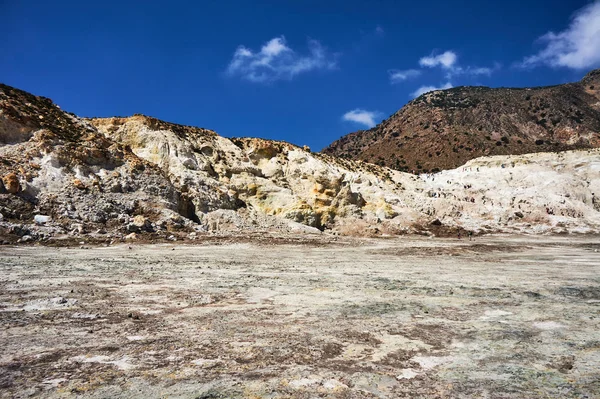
[391,50,498,90]
[389,69,421,83]
[420,50,499,78]
[342,109,382,128]
[520,1,600,69]
[411,82,453,98]
[227,36,337,82]
[445,62,502,79]
[419,51,458,69]
[449,65,495,77]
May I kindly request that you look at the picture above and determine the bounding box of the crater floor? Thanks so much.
[1,235,599,398]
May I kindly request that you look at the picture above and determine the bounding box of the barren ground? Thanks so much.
[1,235,599,398]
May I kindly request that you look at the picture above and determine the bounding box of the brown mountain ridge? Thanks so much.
[323,69,600,173]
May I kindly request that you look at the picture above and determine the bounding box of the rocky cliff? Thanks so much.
[324,69,600,173]
[1,83,600,244]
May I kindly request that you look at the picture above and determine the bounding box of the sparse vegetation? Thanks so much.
[323,70,600,173]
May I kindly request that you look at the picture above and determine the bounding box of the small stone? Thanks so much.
[72,179,86,190]
[19,235,33,243]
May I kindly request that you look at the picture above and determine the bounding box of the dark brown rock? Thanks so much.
[323,69,600,173]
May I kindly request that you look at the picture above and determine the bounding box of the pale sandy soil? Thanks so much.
[1,235,599,398]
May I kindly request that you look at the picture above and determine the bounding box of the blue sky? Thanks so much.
[2,0,599,150]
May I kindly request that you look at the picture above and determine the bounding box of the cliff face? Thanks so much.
[1,83,600,244]
[89,115,419,234]
[323,70,600,173]
[0,84,187,240]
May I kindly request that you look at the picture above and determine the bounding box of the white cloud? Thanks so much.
[390,50,498,87]
[411,82,453,97]
[419,51,458,69]
[342,109,382,128]
[389,69,421,83]
[521,1,600,69]
[227,36,337,82]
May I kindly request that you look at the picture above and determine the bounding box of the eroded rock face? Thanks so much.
[2,82,600,241]
[0,85,186,238]
[90,117,418,232]
[91,115,600,235]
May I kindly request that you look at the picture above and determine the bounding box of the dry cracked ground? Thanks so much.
[1,235,600,398]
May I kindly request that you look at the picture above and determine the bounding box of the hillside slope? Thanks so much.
[324,70,600,173]
[1,83,600,244]
[0,84,189,240]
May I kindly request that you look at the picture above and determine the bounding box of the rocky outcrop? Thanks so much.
[0,85,192,242]
[89,116,411,232]
[90,115,600,235]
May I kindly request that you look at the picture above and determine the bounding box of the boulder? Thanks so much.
[109,183,123,193]
[125,232,137,240]
[19,235,33,243]
[73,179,86,190]
[132,215,152,231]
[72,224,87,234]
[2,173,20,194]
[126,223,140,233]
[34,215,51,225]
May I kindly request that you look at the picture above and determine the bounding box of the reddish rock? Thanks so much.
[2,173,20,194]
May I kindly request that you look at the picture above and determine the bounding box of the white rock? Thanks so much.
[34,214,51,225]
[89,116,600,235]
[396,368,419,380]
